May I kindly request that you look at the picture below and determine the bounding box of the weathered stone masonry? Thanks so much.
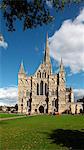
[18,33,82,114]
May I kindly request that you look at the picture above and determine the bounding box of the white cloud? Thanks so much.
[0,86,83,106]
[0,87,17,106]
[74,88,84,100]
[75,8,84,24]
[49,8,84,73]
[0,34,8,49]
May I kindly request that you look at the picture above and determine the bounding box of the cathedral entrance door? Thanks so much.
[39,106,44,113]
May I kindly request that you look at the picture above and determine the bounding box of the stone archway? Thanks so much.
[39,105,44,113]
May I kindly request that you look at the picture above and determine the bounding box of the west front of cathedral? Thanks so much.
[18,34,82,114]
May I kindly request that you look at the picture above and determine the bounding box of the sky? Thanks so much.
[0,1,84,106]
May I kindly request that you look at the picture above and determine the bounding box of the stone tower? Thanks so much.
[58,58,66,112]
[18,61,27,113]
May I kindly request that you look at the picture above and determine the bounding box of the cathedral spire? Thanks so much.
[46,32,48,49]
[44,33,51,65]
[19,61,25,74]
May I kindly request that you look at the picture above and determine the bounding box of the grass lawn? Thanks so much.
[0,113,23,118]
[0,115,84,150]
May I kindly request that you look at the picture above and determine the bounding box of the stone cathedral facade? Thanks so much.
[18,34,76,114]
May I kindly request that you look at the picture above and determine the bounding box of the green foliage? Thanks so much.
[0,115,84,150]
[1,0,82,31]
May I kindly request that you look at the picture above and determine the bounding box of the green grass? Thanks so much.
[0,113,23,118]
[0,115,84,150]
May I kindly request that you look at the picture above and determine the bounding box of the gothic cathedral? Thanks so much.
[18,33,74,114]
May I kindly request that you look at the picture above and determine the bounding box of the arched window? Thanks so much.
[52,99,58,112]
[55,99,58,108]
[37,83,39,95]
[40,81,43,95]
[45,83,48,95]
[45,72,46,78]
[40,72,41,78]
[27,101,30,107]
[22,98,23,103]
[68,94,71,102]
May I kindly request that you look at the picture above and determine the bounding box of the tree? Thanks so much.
[0,0,82,31]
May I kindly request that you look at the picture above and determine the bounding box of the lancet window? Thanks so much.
[37,83,39,95]
[40,81,43,95]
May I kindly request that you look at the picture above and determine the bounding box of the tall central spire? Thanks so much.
[44,33,51,65]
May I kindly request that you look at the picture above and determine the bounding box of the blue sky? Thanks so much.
[0,1,84,105]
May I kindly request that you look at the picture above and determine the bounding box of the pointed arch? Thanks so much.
[45,72,46,78]
[40,71,41,78]
[40,81,43,95]
[22,98,23,103]
[37,83,39,95]
[45,83,48,95]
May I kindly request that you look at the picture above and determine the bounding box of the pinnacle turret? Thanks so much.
[19,61,25,74]
[0,33,4,42]
[60,57,64,72]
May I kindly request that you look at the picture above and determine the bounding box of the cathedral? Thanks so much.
[18,33,81,114]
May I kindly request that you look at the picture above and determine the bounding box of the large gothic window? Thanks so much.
[37,83,39,95]
[68,94,71,102]
[40,81,43,95]
[45,83,48,95]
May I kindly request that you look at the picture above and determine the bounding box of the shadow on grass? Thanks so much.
[47,129,84,150]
